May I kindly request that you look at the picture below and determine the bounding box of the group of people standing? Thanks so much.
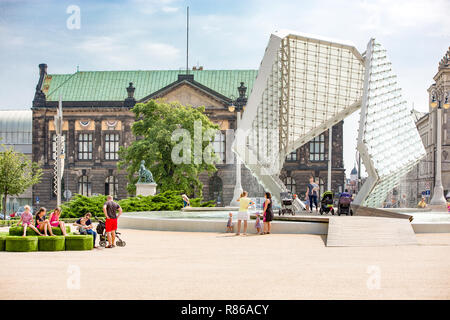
[228,191,274,236]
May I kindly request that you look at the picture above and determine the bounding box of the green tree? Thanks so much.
[0,146,43,217]
[118,100,219,196]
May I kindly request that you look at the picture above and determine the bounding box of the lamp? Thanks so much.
[444,96,450,109]
[430,95,438,108]
[228,105,236,113]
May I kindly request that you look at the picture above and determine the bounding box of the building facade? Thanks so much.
[391,47,450,207]
[0,110,33,213]
[31,64,345,208]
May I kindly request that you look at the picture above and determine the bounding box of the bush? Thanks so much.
[61,194,108,218]
[59,191,216,217]
[8,226,70,236]
[5,236,38,252]
[38,236,65,251]
[65,235,93,251]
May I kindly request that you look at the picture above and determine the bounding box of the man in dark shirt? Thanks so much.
[103,195,122,248]
[74,212,97,248]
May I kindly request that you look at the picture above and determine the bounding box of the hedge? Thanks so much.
[8,226,71,236]
[59,191,215,218]
[38,236,65,251]
[5,236,39,252]
[0,235,6,251]
[65,235,93,251]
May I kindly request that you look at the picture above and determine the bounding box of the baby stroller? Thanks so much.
[319,191,335,215]
[337,193,353,216]
[94,216,126,247]
[279,191,295,216]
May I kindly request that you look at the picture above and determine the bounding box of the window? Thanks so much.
[105,176,118,198]
[78,133,93,160]
[209,175,223,205]
[105,133,120,160]
[78,175,91,196]
[51,133,66,160]
[284,176,296,194]
[212,131,225,163]
[286,150,297,161]
[318,178,325,196]
[309,134,325,161]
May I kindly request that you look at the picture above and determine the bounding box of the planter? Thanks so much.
[65,235,93,251]
[8,226,70,236]
[5,236,38,252]
[0,235,6,251]
[38,236,65,251]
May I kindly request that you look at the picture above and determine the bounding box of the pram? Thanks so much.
[94,216,126,247]
[279,191,295,216]
[337,192,353,216]
[319,191,335,215]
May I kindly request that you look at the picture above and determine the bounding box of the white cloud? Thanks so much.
[162,6,179,13]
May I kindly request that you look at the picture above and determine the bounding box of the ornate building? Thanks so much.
[31,64,345,208]
[392,47,450,207]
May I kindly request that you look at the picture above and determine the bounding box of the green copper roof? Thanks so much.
[43,70,258,102]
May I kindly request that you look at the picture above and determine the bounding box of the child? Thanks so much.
[226,212,233,232]
[255,213,262,234]
[17,205,43,237]
[76,216,89,234]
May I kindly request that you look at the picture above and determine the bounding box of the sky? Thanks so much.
[0,0,449,177]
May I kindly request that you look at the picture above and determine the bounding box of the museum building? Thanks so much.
[30,64,345,208]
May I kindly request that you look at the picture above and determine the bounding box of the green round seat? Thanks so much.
[0,235,6,251]
[38,236,65,251]
[5,236,38,252]
[65,235,93,251]
[8,226,70,236]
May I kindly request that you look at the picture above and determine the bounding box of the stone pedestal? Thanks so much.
[136,183,157,196]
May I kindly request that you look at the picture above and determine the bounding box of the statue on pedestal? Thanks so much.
[136,160,157,197]
[138,160,155,184]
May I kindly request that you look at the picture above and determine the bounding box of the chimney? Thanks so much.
[32,63,48,107]
[198,66,203,71]
[124,82,136,108]
[192,66,197,71]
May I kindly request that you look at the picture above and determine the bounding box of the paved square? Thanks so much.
[1,229,450,299]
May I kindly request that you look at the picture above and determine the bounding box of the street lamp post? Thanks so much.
[429,89,449,205]
[229,82,247,207]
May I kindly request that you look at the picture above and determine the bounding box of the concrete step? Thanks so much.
[326,216,417,247]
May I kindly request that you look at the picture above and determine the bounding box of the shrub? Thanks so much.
[61,194,108,218]
[5,236,38,252]
[59,191,216,217]
[65,235,93,251]
[38,236,65,251]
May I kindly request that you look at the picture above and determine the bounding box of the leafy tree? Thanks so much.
[0,146,42,217]
[118,100,219,196]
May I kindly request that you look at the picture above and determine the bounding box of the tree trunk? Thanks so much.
[2,192,7,218]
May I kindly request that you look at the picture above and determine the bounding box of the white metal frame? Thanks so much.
[234,31,425,207]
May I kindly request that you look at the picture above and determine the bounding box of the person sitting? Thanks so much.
[74,212,97,248]
[49,207,68,236]
[35,207,55,236]
[17,205,43,237]
[417,197,427,208]
[182,194,190,208]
